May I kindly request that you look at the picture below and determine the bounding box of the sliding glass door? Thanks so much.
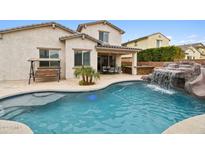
[97,55,116,72]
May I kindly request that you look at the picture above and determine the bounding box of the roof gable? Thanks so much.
[77,20,125,34]
[0,22,76,34]
[178,43,205,56]
[122,32,170,46]
[59,33,103,44]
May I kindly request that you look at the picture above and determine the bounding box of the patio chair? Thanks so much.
[102,66,108,73]
[114,67,121,74]
[108,67,115,73]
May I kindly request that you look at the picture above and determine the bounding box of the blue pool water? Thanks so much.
[0,81,205,134]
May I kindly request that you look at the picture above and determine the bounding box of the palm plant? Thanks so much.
[74,66,100,85]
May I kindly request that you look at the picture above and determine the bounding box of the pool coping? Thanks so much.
[0,79,143,100]
[163,114,205,134]
[0,120,33,134]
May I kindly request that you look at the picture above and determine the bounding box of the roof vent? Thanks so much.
[82,34,85,40]
[52,24,56,29]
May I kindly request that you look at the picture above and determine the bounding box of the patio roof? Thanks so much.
[96,44,141,54]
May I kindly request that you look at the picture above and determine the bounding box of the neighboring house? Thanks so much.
[0,20,140,81]
[121,32,170,60]
[122,32,170,49]
[178,43,205,60]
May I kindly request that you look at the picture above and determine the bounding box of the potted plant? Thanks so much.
[74,66,100,85]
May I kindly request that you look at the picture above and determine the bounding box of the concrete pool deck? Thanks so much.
[0,120,33,134]
[0,74,143,99]
[163,114,205,134]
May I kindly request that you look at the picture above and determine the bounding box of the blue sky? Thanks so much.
[0,20,205,45]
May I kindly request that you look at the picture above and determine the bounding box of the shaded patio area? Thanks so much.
[96,44,140,75]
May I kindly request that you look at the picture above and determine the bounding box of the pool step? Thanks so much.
[0,107,28,120]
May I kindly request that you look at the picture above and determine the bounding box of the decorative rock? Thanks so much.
[145,62,201,89]
[185,68,205,98]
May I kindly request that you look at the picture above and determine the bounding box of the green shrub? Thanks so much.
[74,66,100,86]
[138,46,185,62]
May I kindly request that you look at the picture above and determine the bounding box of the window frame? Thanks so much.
[74,50,91,67]
[156,40,162,48]
[39,49,60,68]
[99,31,109,43]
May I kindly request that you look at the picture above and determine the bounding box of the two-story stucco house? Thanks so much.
[178,43,205,60]
[0,20,140,81]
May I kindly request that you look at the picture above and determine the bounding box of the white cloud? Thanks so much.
[167,36,172,40]
[187,34,197,38]
[176,34,205,45]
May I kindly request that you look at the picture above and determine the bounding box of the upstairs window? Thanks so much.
[99,31,109,43]
[39,49,59,67]
[74,50,90,66]
[156,40,162,48]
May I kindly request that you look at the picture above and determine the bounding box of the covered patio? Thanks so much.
[96,44,140,75]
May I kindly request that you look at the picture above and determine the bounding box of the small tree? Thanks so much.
[74,66,100,85]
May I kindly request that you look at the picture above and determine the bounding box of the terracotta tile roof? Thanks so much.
[122,32,170,46]
[0,22,76,34]
[77,20,125,34]
[96,44,141,52]
[59,33,103,44]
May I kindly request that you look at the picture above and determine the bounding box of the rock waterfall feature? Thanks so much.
[145,62,201,90]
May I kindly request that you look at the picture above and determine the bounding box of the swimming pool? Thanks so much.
[0,81,205,134]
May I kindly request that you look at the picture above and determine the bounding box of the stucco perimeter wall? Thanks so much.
[80,24,122,45]
[0,27,72,81]
[65,38,98,78]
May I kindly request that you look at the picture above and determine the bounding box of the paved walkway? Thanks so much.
[0,74,142,99]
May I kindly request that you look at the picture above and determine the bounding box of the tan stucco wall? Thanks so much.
[184,47,201,59]
[198,48,205,59]
[65,38,98,78]
[126,39,149,50]
[146,34,170,48]
[122,33,170,58]
[125,33,170,49]
[80,24,122,45]
[0,26,73,81]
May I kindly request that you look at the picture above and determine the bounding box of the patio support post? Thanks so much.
[116,55,121,67]
[132,52,137,75]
